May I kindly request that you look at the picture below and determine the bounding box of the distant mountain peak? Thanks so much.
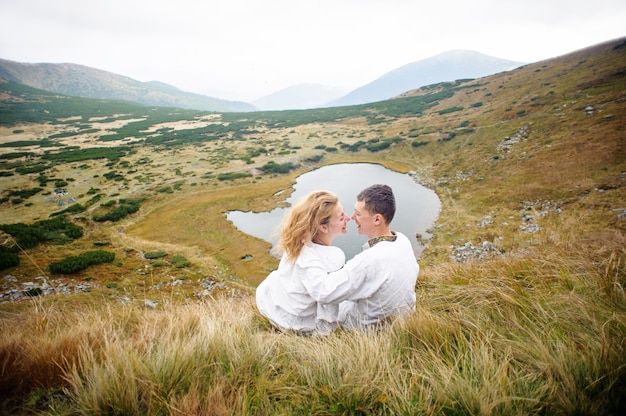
[329,50,524,107]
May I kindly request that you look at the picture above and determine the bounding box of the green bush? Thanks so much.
[48,250,115,274]
[366,140,392,152]
[260,161,298,174]
[145,251,168,259]
[438,106,464,115]
[50,203,86,217]
[8,187,43,200]
[0,251,20,270]
[93,199,141,222]
[171,255,190,268]
[304,154,324,163]
[217,172,252,181]
[0,216,83,249]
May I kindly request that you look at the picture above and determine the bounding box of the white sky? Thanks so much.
[1,0,625,102]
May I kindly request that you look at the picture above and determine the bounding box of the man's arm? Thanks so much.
[300,262,367,304]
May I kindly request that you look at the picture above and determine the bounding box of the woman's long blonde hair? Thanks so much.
[274,190,339,262]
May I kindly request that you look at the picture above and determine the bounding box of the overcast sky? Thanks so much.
[1,0,624,102]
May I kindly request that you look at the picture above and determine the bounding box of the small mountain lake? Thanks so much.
[227,163,441,259]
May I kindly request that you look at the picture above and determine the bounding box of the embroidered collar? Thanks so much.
[367,233,397,247]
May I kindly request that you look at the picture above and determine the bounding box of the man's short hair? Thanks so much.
[356,184,395,224]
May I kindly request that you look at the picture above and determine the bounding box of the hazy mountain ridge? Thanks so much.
[251,83,350,111]
[329,50,524,107]
[1,49,524,112]
[0,59,256,112]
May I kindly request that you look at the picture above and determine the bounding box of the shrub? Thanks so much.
[260,161,298,174]
[366,140,392,152]
[438,106,464,115]
[340,141,365,152]
[92,199,141,222]
[145,251,168,259]
[48,250,115,274]
[0,216,83,249]
[0,251,20,270]
[8,188,43,200]
[156,186,173,193]
[50,203,86,217]
[217,172,252,181]
[305,154,324,163]
[171,255,190,268]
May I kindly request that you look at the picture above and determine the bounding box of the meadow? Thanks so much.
[0,38,625,414]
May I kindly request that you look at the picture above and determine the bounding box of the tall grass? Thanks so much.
[1,238,624,415]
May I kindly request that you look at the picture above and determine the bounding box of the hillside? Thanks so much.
[0,35,623,281]
[0,37,625,414]
[0,58,256,112]
[330,49,524,106]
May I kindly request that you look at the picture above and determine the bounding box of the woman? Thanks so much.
[255,190,350,334]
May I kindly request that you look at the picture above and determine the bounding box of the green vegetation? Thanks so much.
[92,199,141,222]
[48,250,115,274]
[171,254,190,268]
[0,251,20,270]
[41,146,132,163]
[0,216,83,249]
[260,161,298,174]
[438,105,464,115]
[411,140,429,148]
[50,203,86,217]
[217,171,252,181]
[7,187,43,200]
[145,251,168,259]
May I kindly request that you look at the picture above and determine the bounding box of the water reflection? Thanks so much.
[227,163,440,259]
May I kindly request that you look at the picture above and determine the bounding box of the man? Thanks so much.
[336,184,419,328]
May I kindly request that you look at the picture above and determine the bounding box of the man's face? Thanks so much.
[351,200,376,238]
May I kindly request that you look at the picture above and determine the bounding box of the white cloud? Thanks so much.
[1,0,624,101]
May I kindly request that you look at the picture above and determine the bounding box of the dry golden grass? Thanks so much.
[0,236,623,415]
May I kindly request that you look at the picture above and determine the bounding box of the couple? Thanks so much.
[255,184,419,335]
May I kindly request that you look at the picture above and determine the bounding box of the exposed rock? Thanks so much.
[519,199,562,233]
[1,276,98,304]
[450,241,503,263]
[497,125,529,153]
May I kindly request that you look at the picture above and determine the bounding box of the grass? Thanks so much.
[0,38,625,414]
[0,237,624,415]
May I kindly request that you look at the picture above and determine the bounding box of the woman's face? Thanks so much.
[324,202,350,240]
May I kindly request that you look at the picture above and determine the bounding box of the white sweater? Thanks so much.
[255,243,345,333]
[335,231,419,328]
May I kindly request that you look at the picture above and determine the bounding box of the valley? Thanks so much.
[0,38,624,414]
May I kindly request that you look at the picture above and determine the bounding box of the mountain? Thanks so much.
[329,50,524,107]
[251,83,350,111]
[0,58,256,112]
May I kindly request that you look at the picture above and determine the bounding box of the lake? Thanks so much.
[227,163,441,259]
